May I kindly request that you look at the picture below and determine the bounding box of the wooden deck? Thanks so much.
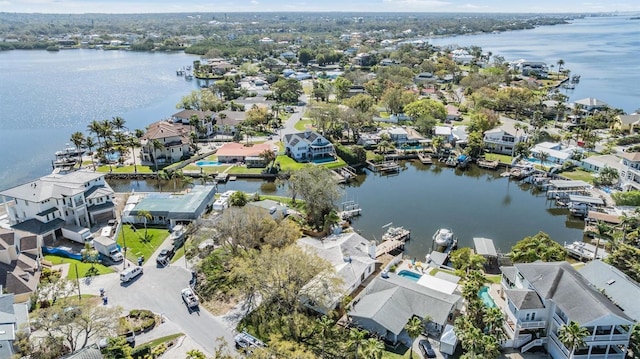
[375,238,404,258]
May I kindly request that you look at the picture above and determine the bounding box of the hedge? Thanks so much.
[334,144,366,165]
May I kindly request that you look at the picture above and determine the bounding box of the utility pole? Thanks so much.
[75,263,81,300]
[121,224,127,270]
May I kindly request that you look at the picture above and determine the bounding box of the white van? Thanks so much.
[120,266,143,282]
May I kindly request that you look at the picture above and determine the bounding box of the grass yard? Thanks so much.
[116,226,170,263]
[96,164,155,173]
[382,346,413,358]
[484,153,513,164]
[559,168,595,184]
[44,255,114,279]
[294,119,314,131]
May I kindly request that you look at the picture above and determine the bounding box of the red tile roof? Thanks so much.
[216,142,273,157]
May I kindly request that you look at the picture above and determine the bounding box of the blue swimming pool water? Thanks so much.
[527,157,541,164]
[398,270,422,282]
[479,286,497,308]
[311,157,336,164]
[106,151,121,162]
[196,160,223,166]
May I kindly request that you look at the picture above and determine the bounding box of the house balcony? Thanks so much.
[588,334,630,342]
[574,355,624,359]
[517,320,546,330]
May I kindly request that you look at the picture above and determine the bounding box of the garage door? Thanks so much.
[92,211,114,225]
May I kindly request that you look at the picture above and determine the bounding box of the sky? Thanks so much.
[1,0,640,14]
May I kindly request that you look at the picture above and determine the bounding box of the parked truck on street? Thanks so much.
[181,287,199,311]
[93,236,124,262]
[61,225,93,244]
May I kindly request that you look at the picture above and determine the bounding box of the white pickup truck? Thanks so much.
[181,287,199,310]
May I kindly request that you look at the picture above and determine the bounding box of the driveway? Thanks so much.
[82,254,235,356]
[280,93,309,138]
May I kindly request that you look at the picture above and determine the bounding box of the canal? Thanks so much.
[109,161,585,260]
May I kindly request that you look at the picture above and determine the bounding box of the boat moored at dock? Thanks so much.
[433,228,455,247]
[382,224,411,242]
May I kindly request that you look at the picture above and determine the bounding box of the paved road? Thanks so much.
[280,93,309,137]
[83,251,234,356]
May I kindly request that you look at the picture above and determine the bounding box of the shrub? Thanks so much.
[335,144,366,165]
[612,191,640,206]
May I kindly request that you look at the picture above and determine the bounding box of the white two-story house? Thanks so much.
[283,130,335,162]
[483,122,529,155]
[619,151,640,191]
[499,262,633,359]
[0,171,115,242]
[141,120,191,164]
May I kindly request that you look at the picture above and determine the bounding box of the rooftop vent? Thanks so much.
[606,279,616,285]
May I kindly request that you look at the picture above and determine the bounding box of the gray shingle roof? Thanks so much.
[504,289,544,310]
[0,170,105,202]
[515,262,633,325]
[349,272,460,335]
[12,218,64,235]
[579,260,640,321]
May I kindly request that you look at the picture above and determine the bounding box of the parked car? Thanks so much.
[419,339,436,358]
[120,266,143,282]
[156,248,175,266]
[100,225,115,238]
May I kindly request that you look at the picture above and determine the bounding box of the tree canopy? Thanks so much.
[509,231,567,263]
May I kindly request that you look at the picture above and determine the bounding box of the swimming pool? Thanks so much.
[479,286,497,308]
[311,157,336,164]
[105,151,121,162]
[196,160,223,166]
[398,270,422,282]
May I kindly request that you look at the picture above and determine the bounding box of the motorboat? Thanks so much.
[433,228,455,247]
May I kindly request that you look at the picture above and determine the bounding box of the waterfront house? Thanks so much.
[382,127,409,145]
[171,109,215,138]
[217,110,247,134]
[141,120,191,164]
[0,292,30,358]
[619,151,640,191]
[283,130,335,162]
[348,272,461,345]
[579,260,640,322]
[573,98,609,114]
[232,96,276,112]
[0,171,115,241]
[614,113,640,134]
[511,60,548,78]
[579,155,623,175]
[298,231,376,315]
[498,261,633,358]
[434,126,454,144]
[215,142,275,165]
[0,229,40,303]
[483,121,529,155]
[124,185,216,227]
[530,142,581,166]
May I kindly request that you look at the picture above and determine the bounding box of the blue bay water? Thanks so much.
[428,16,640,113]
[0,49,199,190]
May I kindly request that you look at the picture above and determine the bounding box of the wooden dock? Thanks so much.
[375,238,404,258]
[418,153,433,165]
[215,173,229,183]
[477,159,499,170]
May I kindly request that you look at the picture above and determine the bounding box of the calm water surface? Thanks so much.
[111,162,585,257]
[0,49,199,190]
[429,16,640,113]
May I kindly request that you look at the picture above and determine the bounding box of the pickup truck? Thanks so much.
[234,331,266,352]
[181,287,199,310]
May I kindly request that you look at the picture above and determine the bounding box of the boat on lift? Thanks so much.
[433,228,455,247]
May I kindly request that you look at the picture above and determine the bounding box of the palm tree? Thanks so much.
[483,307,506,342]
[70,131,85,165]
[127,136,140,173]
[404,316,424,359]
[316,315,335,359]
[151,139,164,174]
[84,137,97,170]
[259,148,277,172]
[558,321,589,358]
[185,349,207,359]
[87,120,103,149]
[538,151,550,172]
[136,209,152,242]
[359,338,385,359]
[557,59,565,74]
[111,116,127,133]
[348,328,367,359]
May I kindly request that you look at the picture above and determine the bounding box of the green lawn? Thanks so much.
[484,153,513,164]
[294,119,314,131]
[382,346,413,358]
[170,246,185,263]
[44,255,114,279]
[116,226,170,263]
[559,168,595,184]
[96,165,154,173]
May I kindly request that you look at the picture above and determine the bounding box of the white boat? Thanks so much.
[433,228,455,247]
[382,226,410,242]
